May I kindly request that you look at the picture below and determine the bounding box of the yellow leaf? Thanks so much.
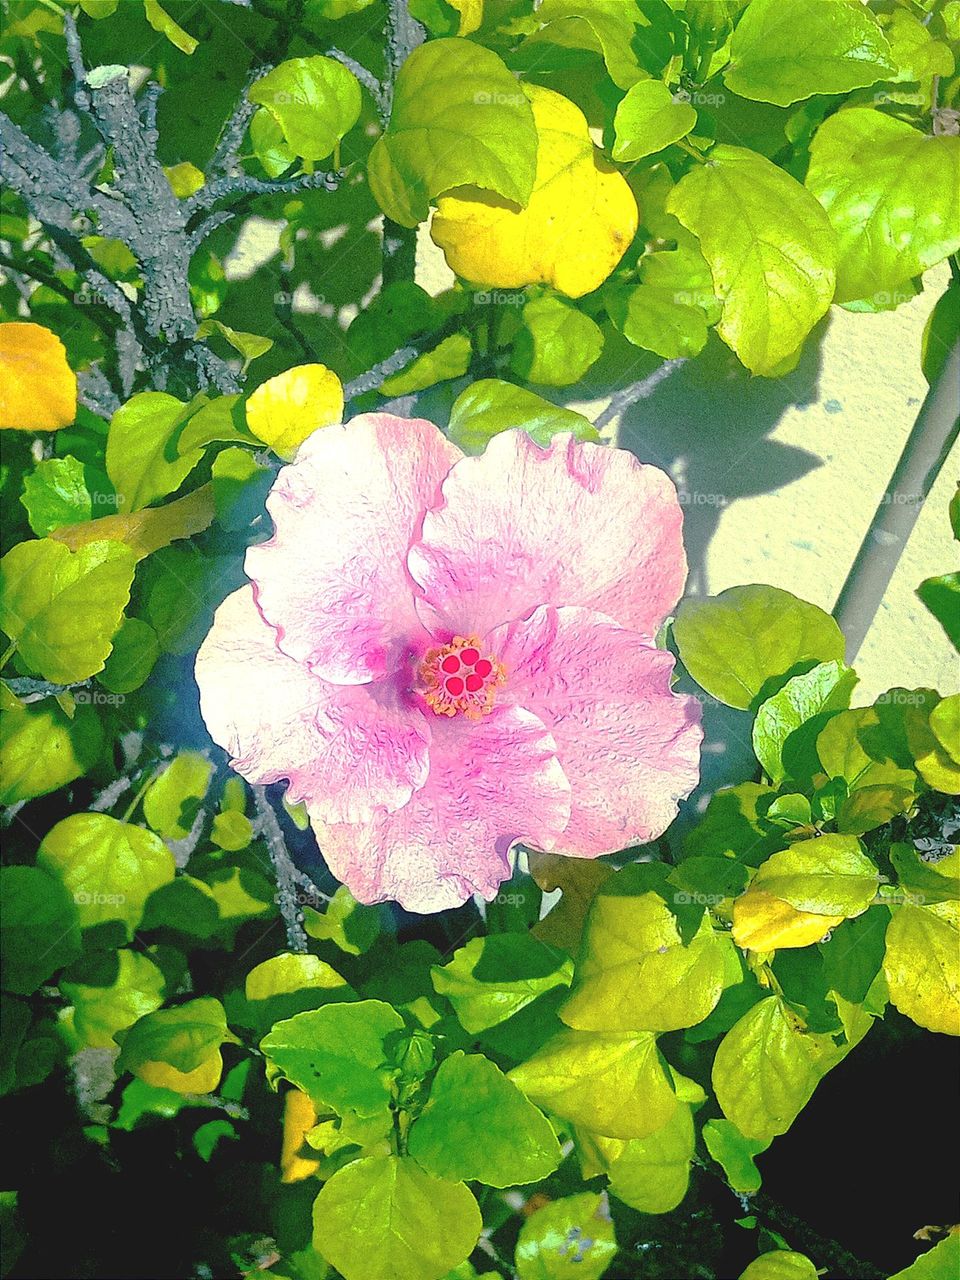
[884,900,960,1036]
[732,888,843,951]
[281,1087,323,1183]
[0,322,77,432]
[136,1052,223,1094]
[431,86,638,299]
[50,484,215,561]
[165,161,205,197]
[449,0,482,34]
[245,363,344,460]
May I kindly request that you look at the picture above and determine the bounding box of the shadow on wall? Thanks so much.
[581,322,831,813]
[590,322,828,598]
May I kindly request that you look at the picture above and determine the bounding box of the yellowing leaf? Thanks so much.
[281,1088,323,1183]
[0,322,77,432]
[432,85,638,299]
[165,161,205,197]
[245,364,344,459]
[136,1055,223,1093]
[50,484,215,561]
[449,0,482,34]
[732,888,843,951]
[884,901,960,1036]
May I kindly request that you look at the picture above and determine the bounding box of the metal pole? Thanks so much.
[833,340,960,661]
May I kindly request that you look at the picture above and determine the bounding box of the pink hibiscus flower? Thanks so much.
[195,416,702,913]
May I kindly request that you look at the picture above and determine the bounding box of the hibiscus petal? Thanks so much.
[195,585,431,822]
[491,605,702,855]
[309,705,571,913]
[246,414,461,684]
[409,430,686,640]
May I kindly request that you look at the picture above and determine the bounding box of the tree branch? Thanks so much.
[253,786,309,953]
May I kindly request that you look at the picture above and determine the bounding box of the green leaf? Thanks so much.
[904,692,960,793]
[144,0,198,54]
[891,844,959,905]
[249,57,362,162]
[702,1118,769,1194]
[210,809,253,852]
[607,1102,695,1213]
[117,996,238,1092]
[61,948,167,1049]
[0,688,104,804]
[666,147,836,374]
[816,703,918,793]
[561,890,729,1032]
[917,572,960,651]
[605,281,709,361]
[805,109,960,305]
[725,0,892,105]
[922,280,960,387]
[37,813,176,943]
[738,1253,819,1280]
[432,934,574,1034]
[889,1236,960,1280]
[98,617,160,694]
[682,781,783,865]
[0,865,81,995]
[236,952,351,1036]
[612,80,697,161]
[409,1051,561,1188]
[250,107,297,178]
[748,834,879,918]
[0,538,136,683]
[509,1028,676,1139]
[673,585,845,711]
[515,1192,617,1280]
[819,908,889,1004]
[260,1001,403,1137]
[712,996,842,1142]
[303,885,381,955]
[142,752,214,841]
[176,395,257,453]
[883,900,960,1036]
[21,456,92,536]
[195,321,274,369]
[522,0,673,88]
[367,38,538,227]
[447,379,599,456]
[313,1155,481,1280]
[752,660,857,784]
[509,295,604,387]
[380,333,472,396]
[881,8,955,85]
[106,392,204,512]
